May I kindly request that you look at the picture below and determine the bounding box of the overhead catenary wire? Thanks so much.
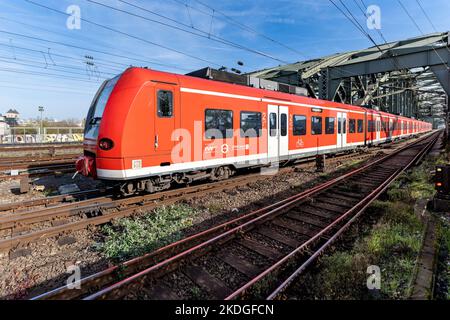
[352,0,403,72]
[0,66,104,83]
[0,84,98,95]
[0,57,109,81]
[0,15,188,72]
[0,55,117,77]
[334,0,385,54]
[88,0,291,65]
[24,0,222,68]
[415,0,450,55]
[0,30,190,72]
[184,0,308,59]
[0,42,132,73]
[328,0,403,75]
[396,0,449,71]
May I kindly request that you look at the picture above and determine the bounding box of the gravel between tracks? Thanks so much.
[0,139,417,299]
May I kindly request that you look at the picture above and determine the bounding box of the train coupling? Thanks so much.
[75,155,97,178]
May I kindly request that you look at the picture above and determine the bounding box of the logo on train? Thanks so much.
[221,144,229,154]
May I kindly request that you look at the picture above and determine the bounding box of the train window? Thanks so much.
[269,113,277,137]
[311,116,322,135]
[368,120,375,132]
[357,119,364,133]
[349,119,356,133]
[338,118,346,134]
[157,90,173,117]
[293,115,306,136]
[205,109,233,139]
[325,117,335,134]
[280,114,287,136]
[240,111,262,137]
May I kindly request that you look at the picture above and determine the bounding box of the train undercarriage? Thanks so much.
[115,165,236,196]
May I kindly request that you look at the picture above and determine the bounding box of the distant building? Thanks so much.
[0,114,10,136]
[4,109,19,126]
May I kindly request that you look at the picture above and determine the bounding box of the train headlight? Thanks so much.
[99,138,114,151]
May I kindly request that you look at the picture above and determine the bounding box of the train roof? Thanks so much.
[124,67,424,123]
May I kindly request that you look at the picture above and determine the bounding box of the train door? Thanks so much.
[153,84,177,153]
[337,112,347,148]
[267,105,289,161]
[376,117,381,141]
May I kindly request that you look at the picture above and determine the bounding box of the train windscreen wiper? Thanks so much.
[89,117,102,125]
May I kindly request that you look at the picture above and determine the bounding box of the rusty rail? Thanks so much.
[32,131,440,300]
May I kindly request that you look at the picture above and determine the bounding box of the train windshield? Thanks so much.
[89,76,120,125]
[84,75,120,139]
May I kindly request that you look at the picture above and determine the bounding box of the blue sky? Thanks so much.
[0,0,449,120]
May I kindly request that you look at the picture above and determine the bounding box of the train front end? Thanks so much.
[76,67,160,187]
[76,73,122,179]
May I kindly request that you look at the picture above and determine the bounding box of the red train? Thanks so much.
[76,67,432,195]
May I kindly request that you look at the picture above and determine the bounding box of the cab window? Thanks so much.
[157,90,173,117]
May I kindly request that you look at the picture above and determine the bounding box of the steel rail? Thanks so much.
[264,132,439,299]
[77,131,439,300]
[2,142,389,251]
[31,145,393,300]
[0,163,306,252]
[0,188,105,213]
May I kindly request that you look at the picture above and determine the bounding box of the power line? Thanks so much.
[0,15,186,72]
[0,30,190,72]
[0,56,111,81]
[0,55,116,78]
[184,0,308,59]
[397,0,424,34]
[24,0,222,67]
[415,0,450,55]
[334,0,384,53]
[415,0,437,31]
[329,0,403,71]
[0,84,97,95]
[397,0,449,71]
[0,42,131,73]
[352,0,403,72]
[88,0,291,64]
[0,66,104,83]
[354,0,388,43]
[0,79,97,90]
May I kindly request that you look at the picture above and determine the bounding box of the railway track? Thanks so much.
[0,164,76,181]
[0,143,82,152]
[0,155,78,170]
[0,166,319,252]
[0,153,79,180]
[31,131,440,300]
[0,140,402,253]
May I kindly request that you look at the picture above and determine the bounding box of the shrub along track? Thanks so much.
[32,131,440,300]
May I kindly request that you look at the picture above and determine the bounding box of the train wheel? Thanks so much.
[211,166,232,181]
[120,182,136,197]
